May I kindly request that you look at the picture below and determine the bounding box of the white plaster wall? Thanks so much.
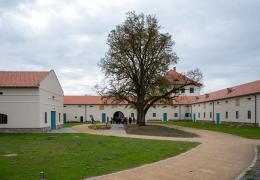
[64,104,136,122]
[257,94,260,125]
[39,70,64,128]
[192,95,258,124]
[0,87,40,128]
[64,104,192,122]
[192,102,214,121]
[182,85,200,96]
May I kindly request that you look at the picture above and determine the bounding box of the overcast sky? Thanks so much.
[0,0,259,95]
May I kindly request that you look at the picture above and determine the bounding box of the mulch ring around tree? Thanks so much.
[125,124,199,138]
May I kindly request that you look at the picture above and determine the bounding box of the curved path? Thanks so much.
[72,124,260,180]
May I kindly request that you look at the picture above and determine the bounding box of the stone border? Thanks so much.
[235,146,258,180]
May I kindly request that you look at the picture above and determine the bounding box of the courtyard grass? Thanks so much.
[162,121,260,139]
[0,133,199,180]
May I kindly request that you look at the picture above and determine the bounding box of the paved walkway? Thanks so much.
[48,127,79,133]
[72,124,260,180]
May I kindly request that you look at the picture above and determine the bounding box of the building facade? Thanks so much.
[0,70,64,132]
[64,80,260,126]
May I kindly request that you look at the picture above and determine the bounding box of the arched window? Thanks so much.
[0,114,8,124]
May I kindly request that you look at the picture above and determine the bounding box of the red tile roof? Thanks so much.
[193,80,260,103]
[64,80,260,105]
[0,71,51,87]
[165,69,202,86]
[64,96,128,105]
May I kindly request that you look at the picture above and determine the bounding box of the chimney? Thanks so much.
[173,67,176,71]
[205,94,209,98]
[227,88,232,93]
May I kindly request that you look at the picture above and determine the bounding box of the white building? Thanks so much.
[64,80,260,126]
[0,70,64,132]
[191,80,260,125]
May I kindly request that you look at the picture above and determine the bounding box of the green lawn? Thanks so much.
[163,121,260,139]
[0,133,199,180]
[63,122,83,127]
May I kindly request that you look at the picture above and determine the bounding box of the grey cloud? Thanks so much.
[0,0,259,94]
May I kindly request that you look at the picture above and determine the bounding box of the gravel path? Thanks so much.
[71,124,260,180]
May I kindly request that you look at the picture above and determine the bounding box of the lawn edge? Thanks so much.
[235,146,258,180]
[86,142,201,180]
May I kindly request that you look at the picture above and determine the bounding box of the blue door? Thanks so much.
[63,113,67,123]
[163,113,168,122]
[193,113,196,122]
[102,113,106,123]
[51,111,56,129]
[216,113,220,125]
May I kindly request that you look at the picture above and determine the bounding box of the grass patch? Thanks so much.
[89,124,111,130]
[0,133,199,179]
[125,125,198,137]
[163,121,260,139]
[63,122,83,128]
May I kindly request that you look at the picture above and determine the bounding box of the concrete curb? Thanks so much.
[235,146,258,180]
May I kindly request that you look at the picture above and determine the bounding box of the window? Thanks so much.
[63,105,67,107]
[225,112,228,119]
[44,112,47,123]
[78,105,82,107]
[0,113,7,124]
[248,97,252,101]
[210,112,212,118]
[225,100,228,103]
[59,113,61,122]
[75,116,77,119]
[152,113,156,117]
[190,87,194,93]
[174,113,178,117]
[248,111,251,119]
[235,98,240,106]
[163,105,167,108]
[185,113,190,117]
[198,112,200,118]
[181,89,185,93]
[217,101,220,104]
[131,113,134,117]
[0,92,3,95]
[89,105,93,107]
[203,112,206,118]
[236,111,239,119]
[99,105,104,110]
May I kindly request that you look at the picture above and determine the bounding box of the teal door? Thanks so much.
[102,113,106,123]
[216,113,220,125]
[63,113,67,123]
[51,111,56,129]
[80,116,84,123]
[163,113,168,122]
[193,113,196,122]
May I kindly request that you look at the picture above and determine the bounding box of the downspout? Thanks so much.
[255,95,257,127]
[212,101,215,123]
[179,105,181,120]
[190,104,192,121]
[85,104,87,122]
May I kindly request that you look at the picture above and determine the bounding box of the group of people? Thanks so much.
[109,116,136,124]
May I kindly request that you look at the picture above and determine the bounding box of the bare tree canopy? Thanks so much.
[98,11,202,126]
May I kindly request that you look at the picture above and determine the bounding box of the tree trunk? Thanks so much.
[137,107,146,126]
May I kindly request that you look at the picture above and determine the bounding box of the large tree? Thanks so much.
[98,12,202,126]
